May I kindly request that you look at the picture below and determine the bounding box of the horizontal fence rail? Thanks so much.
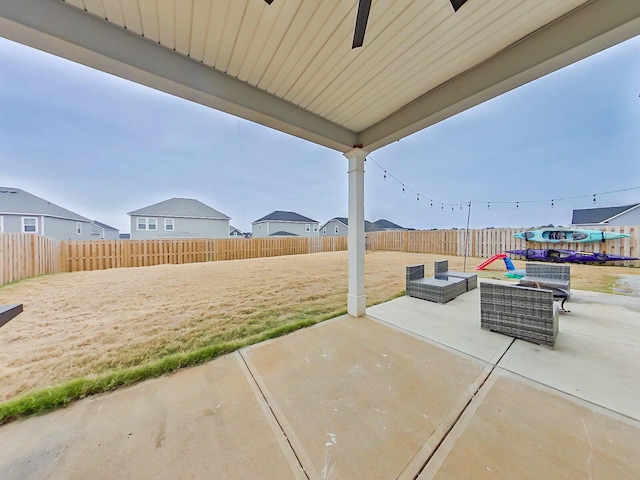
[1,227,637,285]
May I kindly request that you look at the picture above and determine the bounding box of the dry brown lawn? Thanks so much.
[0,251,637,403]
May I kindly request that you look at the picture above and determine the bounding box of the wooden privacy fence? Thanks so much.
[61,236,348,273]
[0,233,62,285]
[1,228,638,285]
[366,226,639,266]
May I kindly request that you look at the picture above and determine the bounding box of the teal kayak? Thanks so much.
[513,229,630,243]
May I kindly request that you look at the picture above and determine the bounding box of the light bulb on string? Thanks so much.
[593,194,596,204]
[430,201,433,208]
[416,195,419,203]
[487,202,490,209]
[516,202,519,209]
[551,199,555,208]
[383,171,387,181]
[402,185,405,194]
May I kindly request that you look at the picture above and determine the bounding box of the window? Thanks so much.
[334,226,339,234]
[76,222,82,235]
[165,218,174,231]
[0,216,3,232]
[137,218,157,230]
[322,227,327,235]
[305,224,310,232]
[313,224,318,232]
[22,217,37,233]
[258,224,262,230]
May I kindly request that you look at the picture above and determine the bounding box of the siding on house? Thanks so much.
[572,203,640,227]
[252,210,319,238]
[320,218,349,237]
[0,187,94,240]
[128,198,230,240]
[91,221,120,240]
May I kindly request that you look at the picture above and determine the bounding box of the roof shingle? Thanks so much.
[128,198,230,220]
[0,187,90,222]
[253,210,317,223]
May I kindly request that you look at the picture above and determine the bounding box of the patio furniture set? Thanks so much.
[406,260,571,349]
[406,260,477,304]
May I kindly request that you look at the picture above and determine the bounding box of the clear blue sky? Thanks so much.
[1,34,639,233]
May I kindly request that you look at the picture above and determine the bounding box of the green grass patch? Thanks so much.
[0,308,347,426]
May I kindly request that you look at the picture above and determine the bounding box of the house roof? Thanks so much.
[128,198,230,220]
[0,187,90,222]
[372,219,405,230]
[571,203,640,225]
[320,217,375,232]
[229,225,242,233]
[92,220,118,231]
[253,211,317,224]
[2,1,637,153]
[269,231,299,237]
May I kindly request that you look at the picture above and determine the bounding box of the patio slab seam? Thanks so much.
[492,363,640,424]
[236,351,309,480]
[239,349,321,479]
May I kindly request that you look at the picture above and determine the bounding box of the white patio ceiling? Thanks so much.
[1,0,639,153]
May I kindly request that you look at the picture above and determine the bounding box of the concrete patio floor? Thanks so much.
[1,283,639,479]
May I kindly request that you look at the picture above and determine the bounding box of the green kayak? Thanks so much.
[513,229,630,243]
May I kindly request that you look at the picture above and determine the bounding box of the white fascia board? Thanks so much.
[360,0,640,152]
[0,0,357,152]
[604,204,640,223]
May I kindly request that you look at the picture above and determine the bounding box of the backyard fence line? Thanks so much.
[0,233,62,285]
[1,228,637,285]
[61,235,349,273]
[366,226,639,266]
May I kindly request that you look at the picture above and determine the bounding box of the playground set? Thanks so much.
[474,228,637,277]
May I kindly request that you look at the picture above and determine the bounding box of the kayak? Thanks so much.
[506,249,638,264]
[513,229,630,243]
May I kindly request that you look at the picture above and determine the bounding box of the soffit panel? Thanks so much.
[2,0,638,152]
[62,0,589,132]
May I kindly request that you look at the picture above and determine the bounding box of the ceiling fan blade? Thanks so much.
[352,0,372,49]
[450,0,469,12]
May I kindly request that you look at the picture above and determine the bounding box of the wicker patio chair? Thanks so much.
[480,282,559,348]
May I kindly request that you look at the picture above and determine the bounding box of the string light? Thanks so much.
[365,154,640,212]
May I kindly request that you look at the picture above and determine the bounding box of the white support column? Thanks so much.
[344,148,368,317]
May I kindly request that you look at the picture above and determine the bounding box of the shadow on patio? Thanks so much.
[1,283,639,479]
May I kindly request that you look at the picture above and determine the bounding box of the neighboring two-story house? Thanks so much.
[0,187,94,240]
[319,217,375,236]
[91,220,120,240]
[319,217,406,236]
[572,203,640,227]
[128,198,231,240]
[229,225,243,237]
[252,211,319,238]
